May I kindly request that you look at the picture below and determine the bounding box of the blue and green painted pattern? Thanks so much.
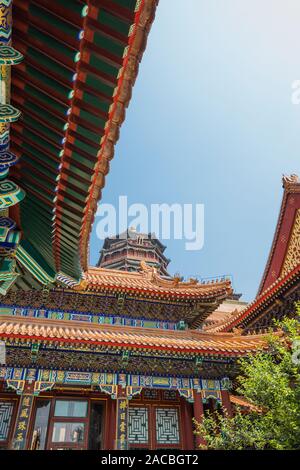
[0,305,178,330]
[0,180,25,209]
[0,0,26,295]
[0,0,12,44]
[0,46,23,65]
[15,241,56,286]
[0,366,230,394]
[10,0,142,282]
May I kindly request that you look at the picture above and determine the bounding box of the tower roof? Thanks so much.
[101,229,167,253]
[97,230,170,275]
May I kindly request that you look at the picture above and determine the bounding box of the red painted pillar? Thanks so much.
[104,397,116,450]
[109,397,117,450]
[193,390,206,449]
[181,398,194,450]
[221,390,233,418]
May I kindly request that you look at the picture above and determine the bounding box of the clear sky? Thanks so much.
[89,0,300,301]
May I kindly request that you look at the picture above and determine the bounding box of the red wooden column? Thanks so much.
[180,397,194,450]
[221,390,233,417]
[192,390,206,449]
[104,397,117,450]
[109,397,117,450]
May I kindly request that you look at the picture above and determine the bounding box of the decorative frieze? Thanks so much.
[0,366,230,395]
[0,306,178,330]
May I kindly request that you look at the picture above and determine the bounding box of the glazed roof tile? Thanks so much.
[258,175,300,295]
[206,263,300,332]
[230,395,263,412]
[82,263,233,300]
[0,315,267,355]
[203,300,248,330]
[205,176,300,333]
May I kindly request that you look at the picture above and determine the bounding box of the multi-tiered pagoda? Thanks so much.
[0,0,299,451]
[97,228,170,276]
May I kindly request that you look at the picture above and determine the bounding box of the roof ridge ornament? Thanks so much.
[282,174,300,188]
[139,260,231,291]
[140,260,158,280]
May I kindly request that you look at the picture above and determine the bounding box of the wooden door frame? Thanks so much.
[46,397,90,450]
[128,399,183,450]
[28,395,107,450]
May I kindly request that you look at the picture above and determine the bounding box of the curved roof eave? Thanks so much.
[10,0,159,283]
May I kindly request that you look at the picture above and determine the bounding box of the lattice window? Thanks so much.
[156,408,179,444]
[0,402,14,441]
[162,390,178,401]
[143,389,159,400]
[128,407,148,444]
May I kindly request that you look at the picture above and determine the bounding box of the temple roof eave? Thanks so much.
[82,265,233,302]
[206,263,300,333]
[258,175,300,295]
[0,315,268,356]
[9,0,159,287]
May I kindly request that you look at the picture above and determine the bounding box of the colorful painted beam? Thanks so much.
[9,0,159,285]
[0,0,25,294]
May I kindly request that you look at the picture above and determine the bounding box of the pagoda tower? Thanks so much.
[97,228,170,276]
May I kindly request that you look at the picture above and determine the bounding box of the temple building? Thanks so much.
[0,0,299,451]
[97,228,170,276]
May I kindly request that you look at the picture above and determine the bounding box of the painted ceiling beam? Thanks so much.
[7,1,159,287]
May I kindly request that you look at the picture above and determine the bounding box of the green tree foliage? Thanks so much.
[194,303,300,450]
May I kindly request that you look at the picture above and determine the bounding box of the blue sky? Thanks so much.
[90,0,300,301]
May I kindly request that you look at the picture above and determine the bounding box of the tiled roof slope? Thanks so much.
[258,175,300,294]
[206,176,300,333]
[0,315,267,355]
[83,263,233,300]
[206,263,300,333]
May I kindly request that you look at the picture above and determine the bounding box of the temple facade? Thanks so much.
[0,257,234,450]
[0,0,299,452]
[0,259,266,450]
